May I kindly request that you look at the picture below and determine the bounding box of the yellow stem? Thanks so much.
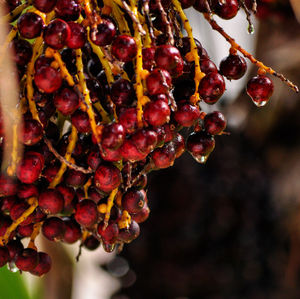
[6,124,19,177]
[28,222,42,250]
[103,188,118,229]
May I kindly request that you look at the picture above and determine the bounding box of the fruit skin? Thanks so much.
[219,54,247,80]
[33,0,57,12]
[38,189,64,215]
[54,87,80,116]
[111,35,137,62]
[204,111,227,135]
[34,66,62,94]
[89,18,116,46]
[122,189,146,214]
[174,103,201,127]
[186,131,215,158]
[63,217,82,244]
[146,69,172,95]
[15,248,39,272]
[30,252,52,276]
[0,175,18,197]
[74,199,98,228]
[94,164,122,193]
[144,99,171,127]
[17,12,44,39]
[42,217,66,242]
[246,75,274,107]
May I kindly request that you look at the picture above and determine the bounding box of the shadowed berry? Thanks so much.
[94,165,121,193]
[38,189,64,214]
[122,189,146,214]
[30,252,52,276]
[204,111,227,135]
[15,248,39,271]
[75,199,98,227]
[42,217,65,242]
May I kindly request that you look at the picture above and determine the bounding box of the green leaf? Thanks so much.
[0,266,30,299]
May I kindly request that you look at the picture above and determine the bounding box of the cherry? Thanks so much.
[186,131,215,162]
[198,72,225,104]
[17,223,34,237]
[94,164,121,193]
[11,39,32,66]
[74,199,98,227]
[122,189,146,214]
[54,87,80,116]
[144,99,171,127]
[200,59,218,74]
[44,19,71,50]
[174,102,201,127]
[30,252,52,276]
[42,217,65,242]
[87,150,102,171]
[6,239,24,262]
[71,110,91,133]
[100,147,122,162]
[246,75,274,107]
[62,217,82,243]
[151,142,176,169]
[155,45,184,77]
[97,222,119,244]
[131,129,158,154]
[219,54,247,80]
[16,152,44,184]
[88,187,105,204]
[83,235,100,250]
[66,22,86,49]
[65,169,87,188]
[0,247,9,267]
[55,0,81,21]
[172,133,186,158]
[131,203,150,223]
[17,12,44,39]
[90,18,116,46]
[57,185,75,210]
[142,47,155,71]
[1,196,16,212]
[38,189,64,215]
[34,66,62,94]
[0,175,18,197]
[118,220,140,243]
[111,35,137,62]
[121,139,148,162]
[33,0,57,12]
[204,111,227,135]
[101,123,125,150]
[15,248,39,272]
[146,68,172,95]
[118,108,138,134]
[21,118,43,146]
[214,0,239,20]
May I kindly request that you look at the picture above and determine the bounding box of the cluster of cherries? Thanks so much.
[0,0,282,276]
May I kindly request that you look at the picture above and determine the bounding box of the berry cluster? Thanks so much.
[0,0,297,276]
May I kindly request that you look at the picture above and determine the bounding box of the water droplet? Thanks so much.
[7,262,19,273]
[193,154,208,164]
[103,242,115,253]
[252,97,269,107]
[248,24,255,35]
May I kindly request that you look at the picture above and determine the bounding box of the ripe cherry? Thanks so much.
[33,0,57,12]
[204,111,227,135]
[118,108,138,134]
[6,239,24,262]
[15,248,39,272]
[174,102,201,127]
[30,252,52,276]
[219,54,247,80]
[111,35,137,62]
[118,220,140,243]
[214,0,239,20]
[74,199,98,227]
[21,118,43,146]
[66,22,86,49]
[54,87,80,116]
[62,217,82,243]
[11,39,32,66]
[38,189,64,215]
[101,123,125,150]
[34,66,62,93]
[0,175,18,197]
[83,235,100,250]
[90,18,116,46]
[144,99,171,127]
[55,0,81,21]
[17,12,44,39]
[146,68,172,95]
[97,222,119,244]
[131,203,150,223]
[246,75,274,107]
[42,217,66,242]
[94,164,121,193]
[122,189,146,214]
[71,110,91,133]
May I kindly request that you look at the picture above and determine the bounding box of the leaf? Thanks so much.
[0,266,30,299]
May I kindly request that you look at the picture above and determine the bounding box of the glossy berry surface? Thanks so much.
[89,19,116,46]
[34,66,62,93]
[219,54,247,80]
[204,111,227,135]
[111,35,138,62]
[17,12,44,39]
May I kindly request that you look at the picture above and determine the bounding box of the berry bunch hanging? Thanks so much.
[0,0,298,276]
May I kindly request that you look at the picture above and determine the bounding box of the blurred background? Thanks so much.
[2,0,300,298]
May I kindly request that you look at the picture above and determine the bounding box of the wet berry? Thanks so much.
[17,12,44,39]
[219,54,247,80]
[111,35,137,62]
[122,189,146,214]
[74,199,98,227]
[204,111,227,135]
[38,189,64,215]
[15,248,39,272]
[94,164,121,193]
[42,217,65,242]
[30,252,52,276]
[146,69,172,95]
[34,66,62,94]
[54,87,80,116]
[90,18,116,46]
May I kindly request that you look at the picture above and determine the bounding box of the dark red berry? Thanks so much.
[30,252,52,276]
[90,18,116,46]
[74,199,98,227]
[87,150,101,171]
[34,66,62,93]
[111,79,134,107]
[16,152,44,184]
[142,47,155,71]
[101,123,125,150]
[131,129,158,155]
[97,222,119,244]
[34,55,53,71]
[204,111,227,135]
[0,215,12,237]
[54,87,80,116]
[44,19,71,50]
[120,139,147,162]
[118,108,137,134]
[144,99,171,127]
[10,201,34,226]
[42,217,65,242]
[122,189,146,214]
[174,102,201,127]
[15,248,39,271]
[131,203,150,223]
[65,169,87,188]
[21,118,43,146]
[38,189,64,215]
[57,185,75,209]
[186,131,215,163]
[100,147,122,162]
[198,72,225,104]
[146,68,172,95]
[63,217,82,243]
[94,164,121,193]
[172,133,185,158]
[155,45,184,77]
[118,220,140,243]
[66,22,86,49]
[17,12,44,39]
[71,110,91,133]
[1,196,16,212]
[214,0,239,19]
[55,0,81,21]
[11,39,32,66]
[193,0,211,12]
[83,235,100,250]
[200,59,218,74]
[111,35,137,62]
[33,0,57,12]
[0,175,18,197]
[17,223,34,237]
[151,142,176,169]
[6,239,24,262]
[219,54,247,80]
[0,246,9,267]
[180,0,195,9]
[246,75,274,107]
